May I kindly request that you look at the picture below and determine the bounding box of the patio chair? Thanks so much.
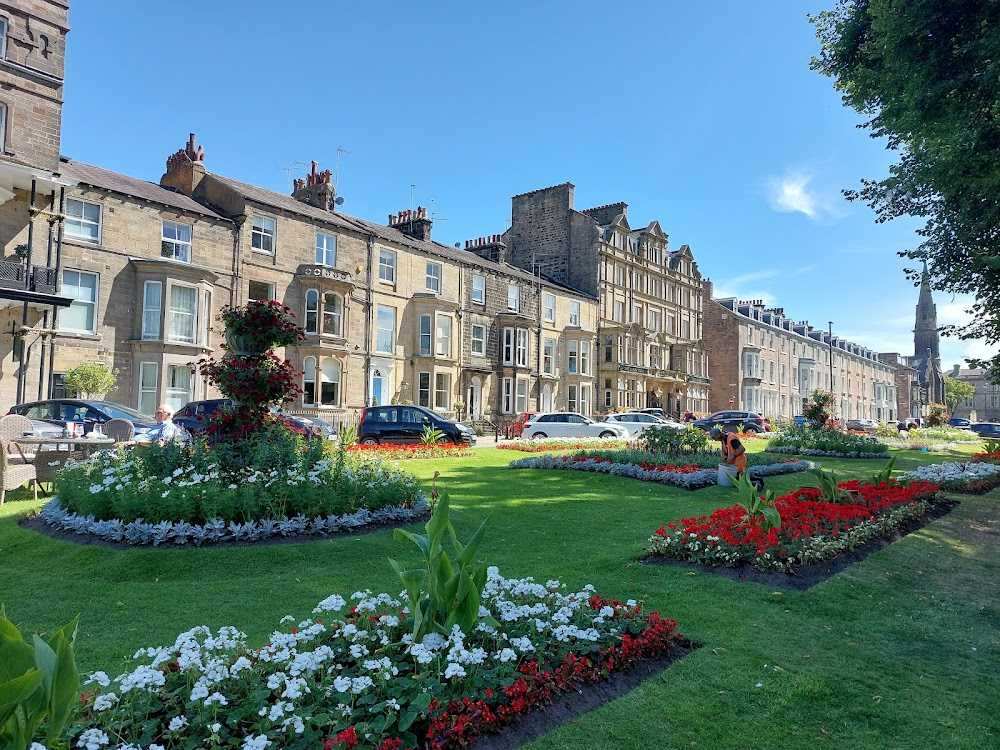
[0,439,37,506]
[34,448,86,492]
[0,413,36,464]
[103,418,135,443]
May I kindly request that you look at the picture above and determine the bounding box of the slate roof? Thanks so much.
[209,174,594,298]
[59,158,231,221]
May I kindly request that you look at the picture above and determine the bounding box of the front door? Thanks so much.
[469,378,482,420]
[371,371,387,407]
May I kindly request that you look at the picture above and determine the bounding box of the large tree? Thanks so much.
[811,2,1000,379]
[944,375,975,412]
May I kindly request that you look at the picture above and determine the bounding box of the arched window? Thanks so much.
[305,290,319,334]
[302,356,316,405]
[322,292,343,336]
[321,358,341,406]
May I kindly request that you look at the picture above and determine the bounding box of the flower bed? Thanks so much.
[54,437,423,526]
[648,479,940,571]
[72,569,683,750]
[765,426,890,458]
[509,453,814,490]
[347,443,475,460]
[498,438,631,453]
[901,460,1000,494]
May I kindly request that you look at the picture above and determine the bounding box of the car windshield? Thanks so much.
[93,403,155,422]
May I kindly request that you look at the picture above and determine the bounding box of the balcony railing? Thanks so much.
[0,258,58,294]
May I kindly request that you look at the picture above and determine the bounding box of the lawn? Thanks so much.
[2,442,998,748]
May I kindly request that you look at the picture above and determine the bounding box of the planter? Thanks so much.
[717,464,737,487]
[225,330,268,356]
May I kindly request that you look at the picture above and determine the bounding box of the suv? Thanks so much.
[970,422,1000,438]
[508,411,538,439]
[845,418,877,433]
[358,405,475,446]
[692,410,767,434]
[947,417,972,429]
[175,399,324,437]
[9,399,156,439]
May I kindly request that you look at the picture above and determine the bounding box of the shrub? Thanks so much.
[63,362,119,399]
[766,426,889,457]
[218,299,306,352]
[640,424,708,454]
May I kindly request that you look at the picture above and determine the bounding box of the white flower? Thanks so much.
[444,662,466,679]
[85,671,111,687]
[76,729,109,750]
[168,715,189,731]
[243,735,271,750]
[92,692,119,711]
[204,691,229,706]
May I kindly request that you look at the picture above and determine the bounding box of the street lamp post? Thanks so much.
[729,383,737,407]
[828,321,834,413]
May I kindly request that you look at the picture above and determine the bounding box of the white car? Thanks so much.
[522,412,629,440]
[601,412,686,438]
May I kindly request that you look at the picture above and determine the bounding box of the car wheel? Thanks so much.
[360,437,379,446]
[744,426,760,434]
[531,432,547,439]
[438,435,454,445]
[599,431,617,438]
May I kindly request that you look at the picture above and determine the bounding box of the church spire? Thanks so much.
[914,260,941,370]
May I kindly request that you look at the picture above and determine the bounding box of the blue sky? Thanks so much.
[62,1,992,370]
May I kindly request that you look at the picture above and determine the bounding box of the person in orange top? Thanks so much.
[710,426,747,477]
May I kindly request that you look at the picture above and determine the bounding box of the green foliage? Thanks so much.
[807,467,860,504]
[640,424,709,454]
[0,605,79,750]
[945,377,975,412]
[63,362,119,399]
[870,457,896,486]
[811,2,1000,378]
[420,425,445,445]
[802,390,835,428]
[734,472,780,531]
[767,426,888,455]
[388,493,497,640]
[337,425,357,450]
[984,439,1000,454]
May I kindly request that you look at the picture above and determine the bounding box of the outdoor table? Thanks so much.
[12,435,117,457]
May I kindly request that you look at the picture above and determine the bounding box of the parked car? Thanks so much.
[357,405,475,446]
[792,415,809,428]
[175,399,326,437]
[508,411,538,438]
[602,412,685,438]
[845,418,878,433]
[970,422,1000,438]
[639,407,667,420]
[691,410,767,434]
[521,412,628,440]
[8,399,156,440]
[306,416,337,440]
[947,417,972,429]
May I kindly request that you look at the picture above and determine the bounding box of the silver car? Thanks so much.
[602,412,685,438]
[522,412,629,440]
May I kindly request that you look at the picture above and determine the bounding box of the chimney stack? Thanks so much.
[160,133,207,196]
[292,161,337,211]
[388,206,433,242]
[464,234,507,264]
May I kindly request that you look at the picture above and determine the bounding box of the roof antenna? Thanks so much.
[277,166,294,193]
[335,146,350,191]
[410,182,417,213]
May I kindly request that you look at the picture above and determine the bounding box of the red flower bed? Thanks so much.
[972,451,1000,465]
[347,443,472,458]
[497,440,629,453]
[649,479,940,571]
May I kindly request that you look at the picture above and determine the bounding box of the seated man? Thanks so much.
[136,404,188,445]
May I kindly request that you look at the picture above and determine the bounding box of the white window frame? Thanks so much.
[436,315,452,358]
[248,280,275,301]
[321,358,341,406]
[471,324,486,356]
[138,362,158,416]
[426,262,442,294]
[322,292,343,337]
[570,300,581,327]
[544,294,555,323]
[316,232,337,266]
[305,289,319,334]
[567,340,578,375]
[543,338,555,375]
[515,327,528,367]
[419,313,432,355]
[166,282,199,344]
[376,305,395,354]
[580,385,591,416]
[418,372,431,407]
[165,364,193,411]
[379,248,396,283]
[472,274,486,304]
[251,215,276,255]
[302,356,317,406]
[0,18,7,60]
[434,372,450,410]
[60,269,98,334]
[507,283,520,312]
[580,340,590,376]
[502,327,514,365]
[613,300,624,323]
[515,378,528,413]
[161,220,192,263]
[141,281,162,340]
[568,384,578,413]
[502,377,514,414]
[65,198,102,243]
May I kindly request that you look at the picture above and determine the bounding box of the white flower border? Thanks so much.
[901,461,1000,483]
[765,445,892,459]
[35,497,429,547]
[508,455,815,489]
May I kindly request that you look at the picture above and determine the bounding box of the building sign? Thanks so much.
[619,365,649,375]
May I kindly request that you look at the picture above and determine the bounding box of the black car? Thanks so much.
[358,405,475,446]
[9,399,156,439]
[970,422,1000,438]
[692,410,767,434]
[947,417,972,428]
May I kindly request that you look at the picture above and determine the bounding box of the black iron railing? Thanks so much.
[0,257,59,293]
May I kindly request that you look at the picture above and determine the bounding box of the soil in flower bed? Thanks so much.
[18,510,430,550]
[643,498,958,591]
[468,639,699,750]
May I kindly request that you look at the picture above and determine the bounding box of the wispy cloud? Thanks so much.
[711,266,814,302]
[765,170,843,221]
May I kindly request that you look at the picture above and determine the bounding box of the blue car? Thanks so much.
[947,417,971,428]
[970,422,1000,438]
[792,415,809,428]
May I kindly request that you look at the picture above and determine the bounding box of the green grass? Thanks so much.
[2,443,998,748]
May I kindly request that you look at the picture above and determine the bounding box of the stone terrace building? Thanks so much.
[948,365,1000,422]
[703,286,897,423]
[501,183,709,417]
[32,141,596,425]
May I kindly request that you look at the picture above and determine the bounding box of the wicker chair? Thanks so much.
[103,418,135,443]
[0,433,37,505]
[34,448,86,491]
[0,413,36,464]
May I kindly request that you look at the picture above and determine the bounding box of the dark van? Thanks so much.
[358,405,475,446]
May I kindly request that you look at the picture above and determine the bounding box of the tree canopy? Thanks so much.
[944,375,976,412]
[811,1,1000,379]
